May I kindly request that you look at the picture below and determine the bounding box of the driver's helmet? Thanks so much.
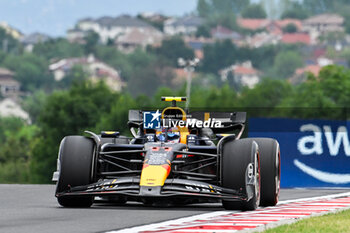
[156,127,180,142]
[167,127,180,143]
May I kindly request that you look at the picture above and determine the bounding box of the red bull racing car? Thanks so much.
[53,97,281,210]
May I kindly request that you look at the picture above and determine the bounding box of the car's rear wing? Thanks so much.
[189,111,246,133]
[128,110,143,123]
[128,110,246,123]
[189,111,246,124]
[128,110,246,133]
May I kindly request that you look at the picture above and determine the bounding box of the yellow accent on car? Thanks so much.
[179,128,189,144]
[162,107,187,120]
[161,96,187,102]
[209,185,215,193]
[110,179,118,188]
[104,131,116,134]
[204,112,210,121]
[140,165,170,187]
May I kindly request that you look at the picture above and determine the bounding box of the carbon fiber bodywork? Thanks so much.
[54,105,261,206]
[56,177,248,201]
[55,139,254,203]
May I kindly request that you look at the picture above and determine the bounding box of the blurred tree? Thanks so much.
[0,160,31,183]
[302,0,350,16]
[137,14,164,31]
[282,23,297,33]
[33,38,84,60]
[209,13,238,30]
[0,124,37,163]
[201,39,237,74]
[0,50,6,63]
[195,84,238,109]
[319,31,346,45]
[96,46,175,97]
[189,86,210,108]
[30,81,118,183]
[201,42,296,76]
[191,73,221,89]
[317,65,350,107]
[213,84,238,108]
[55,65,88,89]
[249,45,279,71]
[84,30,100,54]
[273,51,303,79]
[152,87,176,107]
[126,48,170,97]
[134,94,152,109]
[303,0,336,15]
[128,48,156,69]
[261,0,285,18]
[2,53,54,91]
[106,38,115,46]
[239,79,292,113]
[22,90,48,124]
[226,70,242,92]
[95,45,132,81]
[197,0,211,17]
[0,117,24,142]
[211,0,250,15]
[197,0,247,30]
[0,120,38,183]
[196,25,211,38]
[278,84,338,119]
[0,27,22,54]
[241,3,267,19]
[95,93,137,134]
[278,65,350,119]
[334,4,350,34]
[280,2,309,19]
[339,48,350,67]
[127,58,175,97]
[149,36,194,66]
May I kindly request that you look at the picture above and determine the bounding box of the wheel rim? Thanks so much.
[255,152,261,207]
[275,147,281,202]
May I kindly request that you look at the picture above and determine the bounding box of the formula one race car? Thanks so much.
[53,97,280,210]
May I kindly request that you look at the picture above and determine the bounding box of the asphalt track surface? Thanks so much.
[1,184,349,233]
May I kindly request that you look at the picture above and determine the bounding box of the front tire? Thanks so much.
[251,138,280,207]
[55,136,95,207]
[221,138,260,210]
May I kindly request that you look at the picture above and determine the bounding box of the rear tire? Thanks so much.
[221,138,260,210]
[55,136,95,207]
[251,138,280,207]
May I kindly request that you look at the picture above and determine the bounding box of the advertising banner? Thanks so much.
[248,118,350,188]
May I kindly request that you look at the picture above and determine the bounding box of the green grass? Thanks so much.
[264,208,350,233]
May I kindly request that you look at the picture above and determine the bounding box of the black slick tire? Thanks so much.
[251,138,280,207]
[221,138,260,211]
[55,136,95,207]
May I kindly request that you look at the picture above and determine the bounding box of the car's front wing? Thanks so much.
[56,177,248,201]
